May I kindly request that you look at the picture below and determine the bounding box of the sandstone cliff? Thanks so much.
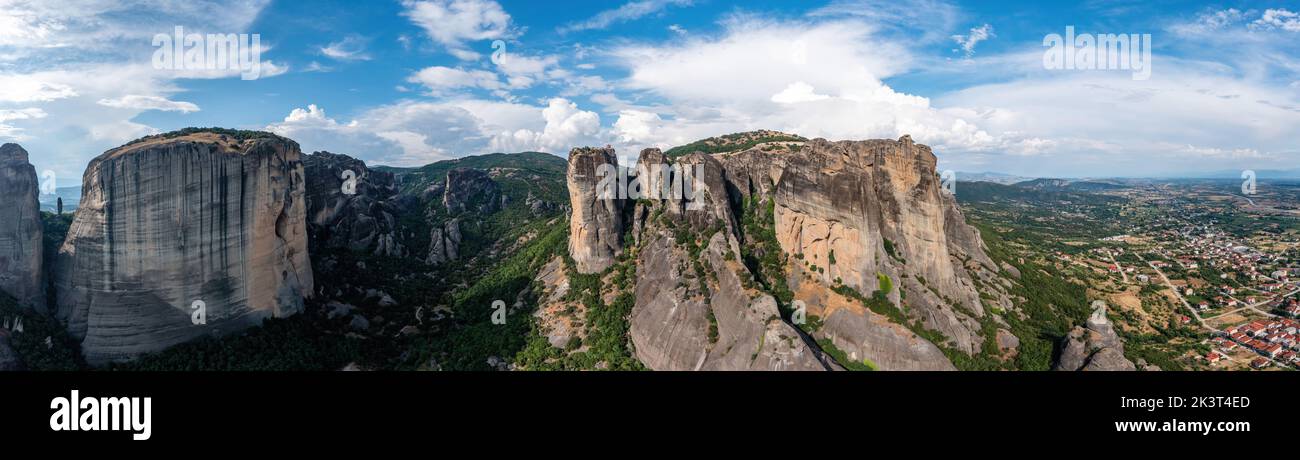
[563,134,1011,371]
[54,131,313,365]
[0,143,45,310]
[567,147,622,274]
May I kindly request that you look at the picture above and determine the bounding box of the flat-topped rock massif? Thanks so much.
[565,134,1011,371]
[0,143,45,311]
[54,131,314,365]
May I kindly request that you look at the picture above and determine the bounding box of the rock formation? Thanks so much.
[1054,302,1137,371]
[596,148,829,370]
[443,168,499,215]
[762,137,991,354]
[303,151,404,257]
[0,143,45,310]
[564,134,1011,371]
[53,131,313,365]
[566,147,622,274]
[424,218,462,266]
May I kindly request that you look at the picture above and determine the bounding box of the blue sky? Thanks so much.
[2,0,1299,183]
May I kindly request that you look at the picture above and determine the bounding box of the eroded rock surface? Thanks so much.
[303,151,404,257]
[0,143,44,310]
[567,147,622,274]
[54,132,313,365]
[1054,302,1137,371]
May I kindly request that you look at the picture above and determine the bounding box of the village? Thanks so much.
[1077,188,1300,370]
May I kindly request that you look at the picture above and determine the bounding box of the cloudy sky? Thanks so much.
[2,0,1299,182]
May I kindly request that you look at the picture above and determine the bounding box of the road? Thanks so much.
[1136,253,1211,330]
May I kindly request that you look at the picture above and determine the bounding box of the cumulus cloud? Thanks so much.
[96,95,199,113]
[608,18,1011,155]
[267,98,602,166]
[1252,8,1300,32]
[559,0,694,34]
[401,0,516,60]
[0,75,78,102]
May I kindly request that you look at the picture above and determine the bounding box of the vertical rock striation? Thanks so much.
[567,147,622,274]
[0,143,44,311]
[54,132,313,365]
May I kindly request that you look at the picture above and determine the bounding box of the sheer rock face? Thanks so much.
[631,231,829,371]
[756,137,991,354]
[303,151,404,257]
[0,143,44,310]
[567,147,622,274]
[565,136,1007,370]
[54,133,314,365]
[1054,303,1137,371]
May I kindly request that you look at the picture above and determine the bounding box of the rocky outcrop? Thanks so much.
[567,147,622,274]
[303,151,404,257]
[631,225,829,371]
[624,148,828,371]
[1054,302,1136,371]
[424,218,462,266]
[443,168,499,215]
[563,134,1011,371]
[760,136,990,354]
[53,132,314,365]
[0,143,44,310]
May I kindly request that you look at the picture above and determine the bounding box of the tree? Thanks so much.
[56,197,63,215]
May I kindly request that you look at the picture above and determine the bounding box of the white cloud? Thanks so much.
[0,0,280,179]
[407,66,504,93]
[96,95,200,113]
[559,0,694,34]
[320,35,371,61]
[0,107,46,140]
[608,18,1008,153]
[668,24,687,35]
[1252,8,1300,32]
[401,0,516,60]
[267,98,601,166]
[0,75,77,102]
[770,82,830,104]
[951,23,993,57]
